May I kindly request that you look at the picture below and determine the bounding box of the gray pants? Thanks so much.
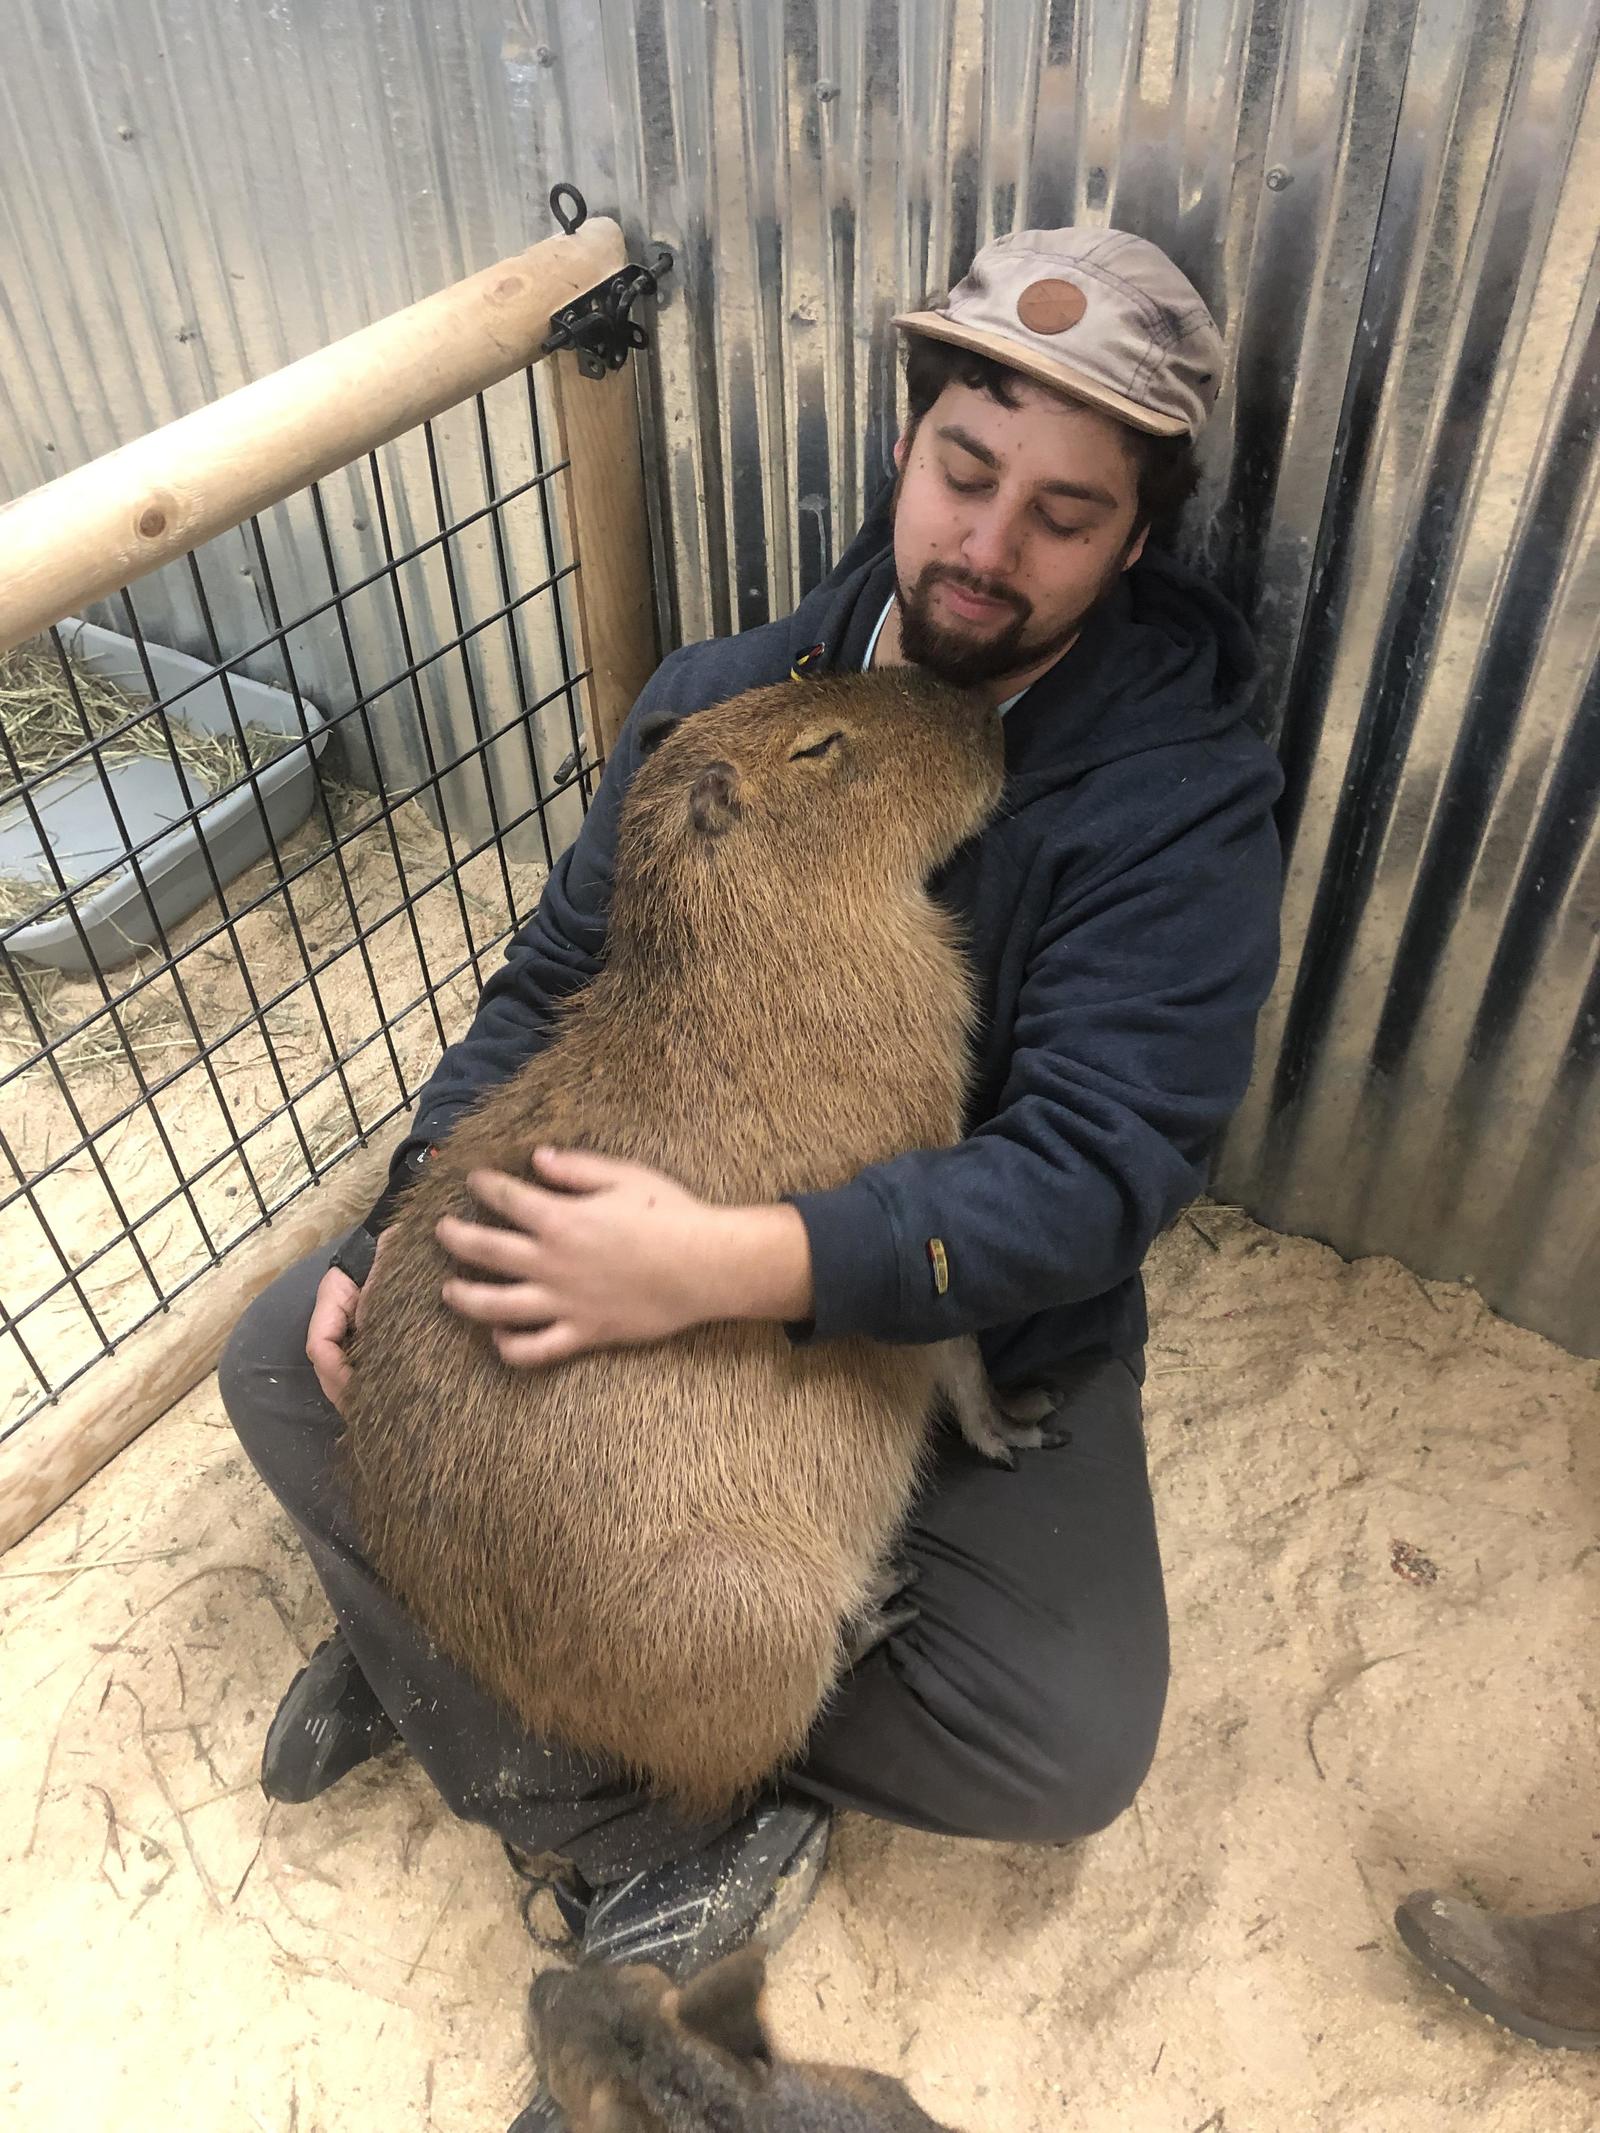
[220,1245,1169,1884]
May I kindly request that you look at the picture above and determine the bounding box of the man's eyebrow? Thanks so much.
[934,423,1119,511]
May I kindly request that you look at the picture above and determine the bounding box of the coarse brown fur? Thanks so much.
[341,672,1008,1817]
[530,1946,960,2130]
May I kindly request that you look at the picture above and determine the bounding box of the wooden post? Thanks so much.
[0,219,629,655]
[0,1142,394,1555]
[546,353,659,760]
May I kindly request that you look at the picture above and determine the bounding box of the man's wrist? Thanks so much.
[706,1202,814,1325]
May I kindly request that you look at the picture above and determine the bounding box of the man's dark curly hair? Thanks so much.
[901,333,1201,536]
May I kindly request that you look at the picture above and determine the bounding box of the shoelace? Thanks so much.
[502,1839,592,1954]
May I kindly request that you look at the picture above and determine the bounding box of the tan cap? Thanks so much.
[894,227,1223,438]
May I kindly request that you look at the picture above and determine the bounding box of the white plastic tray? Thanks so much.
[0,620,328,974]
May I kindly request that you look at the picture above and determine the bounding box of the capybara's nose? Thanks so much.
[689,760,742,835]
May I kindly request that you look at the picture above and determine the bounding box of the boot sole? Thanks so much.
[755,1811,829,1953]
[1394,1906,1600,2051]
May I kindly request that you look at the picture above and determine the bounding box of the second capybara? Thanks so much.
[530,1945,960,2131]
[342,670,1046,1817]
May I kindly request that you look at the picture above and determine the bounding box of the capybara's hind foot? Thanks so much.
[989,1382,1056,1455]
[931,1336,1053,1465]
[963,1405,1045,1466]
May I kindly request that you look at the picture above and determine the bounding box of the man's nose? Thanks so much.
[959,498,1022,580]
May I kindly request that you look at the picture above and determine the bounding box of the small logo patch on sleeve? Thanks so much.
[789,641,827,679]
[927,1237,950,1296]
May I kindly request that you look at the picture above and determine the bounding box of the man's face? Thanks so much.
[890,376,1151,690]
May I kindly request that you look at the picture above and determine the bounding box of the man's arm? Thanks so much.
[436,734,1281,1367]
[786,737,1283,1346]
[434,1154,813,1368]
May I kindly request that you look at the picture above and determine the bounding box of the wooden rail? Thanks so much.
[0,218,656,753]
[0,1145,392,1557]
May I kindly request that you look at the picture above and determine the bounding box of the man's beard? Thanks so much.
[894,561,1090,689]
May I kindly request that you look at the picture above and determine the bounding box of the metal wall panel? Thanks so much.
[1,1,1596,1352]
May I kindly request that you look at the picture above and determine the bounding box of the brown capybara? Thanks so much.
[342,671,1046,1818]
[530,1944,960,2130]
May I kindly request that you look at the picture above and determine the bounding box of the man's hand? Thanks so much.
[436,1147,814,1368]
[306,1233,388,1411]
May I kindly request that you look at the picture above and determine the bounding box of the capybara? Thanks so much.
[343,671,1045,1817]
[530,1945,960,2130]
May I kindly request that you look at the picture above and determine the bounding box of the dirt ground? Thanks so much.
[2,1208,1597,2133]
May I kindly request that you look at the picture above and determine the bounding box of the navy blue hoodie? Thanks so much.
[370,516,1283,1388]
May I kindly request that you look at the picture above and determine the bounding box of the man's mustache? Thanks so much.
[919,564,1030,622]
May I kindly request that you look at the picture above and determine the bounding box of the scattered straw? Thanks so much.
[0,877,42,926]
[0,634,297,822]
[257,1100,367,1209]
[0,633,307,940]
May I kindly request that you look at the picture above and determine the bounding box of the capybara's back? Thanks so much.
[343,673,1004,1814]
[531,1949,961,2130]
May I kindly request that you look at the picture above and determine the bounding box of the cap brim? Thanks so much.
[892,311,1191,438]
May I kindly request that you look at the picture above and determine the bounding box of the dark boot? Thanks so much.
[260,1630,400,1804]
[506,2097,564,2133]
[508,1796,829,1977]
[1395,1890,1600,2049]
[579,1797,829,1973]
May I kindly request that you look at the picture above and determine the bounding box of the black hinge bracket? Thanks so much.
[541,183,674,380]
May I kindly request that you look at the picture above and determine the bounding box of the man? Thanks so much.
[221,226,1283,2096]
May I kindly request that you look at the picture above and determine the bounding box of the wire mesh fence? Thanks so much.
[0,363,599,1443]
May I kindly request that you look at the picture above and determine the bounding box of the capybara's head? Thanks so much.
[616,671,1004,913]
[530,1946,771,2129]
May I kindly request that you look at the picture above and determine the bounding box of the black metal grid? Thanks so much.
[0,365,597,1441]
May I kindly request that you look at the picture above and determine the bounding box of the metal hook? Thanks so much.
[549,183,587,236]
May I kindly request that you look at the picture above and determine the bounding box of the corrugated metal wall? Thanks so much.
[2,0,1597,1354]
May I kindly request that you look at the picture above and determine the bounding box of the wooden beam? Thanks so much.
[0,220,628,655]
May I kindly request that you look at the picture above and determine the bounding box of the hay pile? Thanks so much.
[0,635,296,928]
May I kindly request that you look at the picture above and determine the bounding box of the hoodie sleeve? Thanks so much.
[786,739,1283,1347]
[360,652,689,1231]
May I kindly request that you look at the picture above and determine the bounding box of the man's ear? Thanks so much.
[892,430,910,471]
[668,1945,772,2067]
[1122,522,1150,572]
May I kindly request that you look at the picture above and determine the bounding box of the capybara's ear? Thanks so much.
[669,1944,772,2067]
[636,712,678,758]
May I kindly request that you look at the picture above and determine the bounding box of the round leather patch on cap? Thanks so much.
[1015,277,1087,335]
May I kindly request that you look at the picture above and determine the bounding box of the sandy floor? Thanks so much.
[2,1208,1596,2132]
